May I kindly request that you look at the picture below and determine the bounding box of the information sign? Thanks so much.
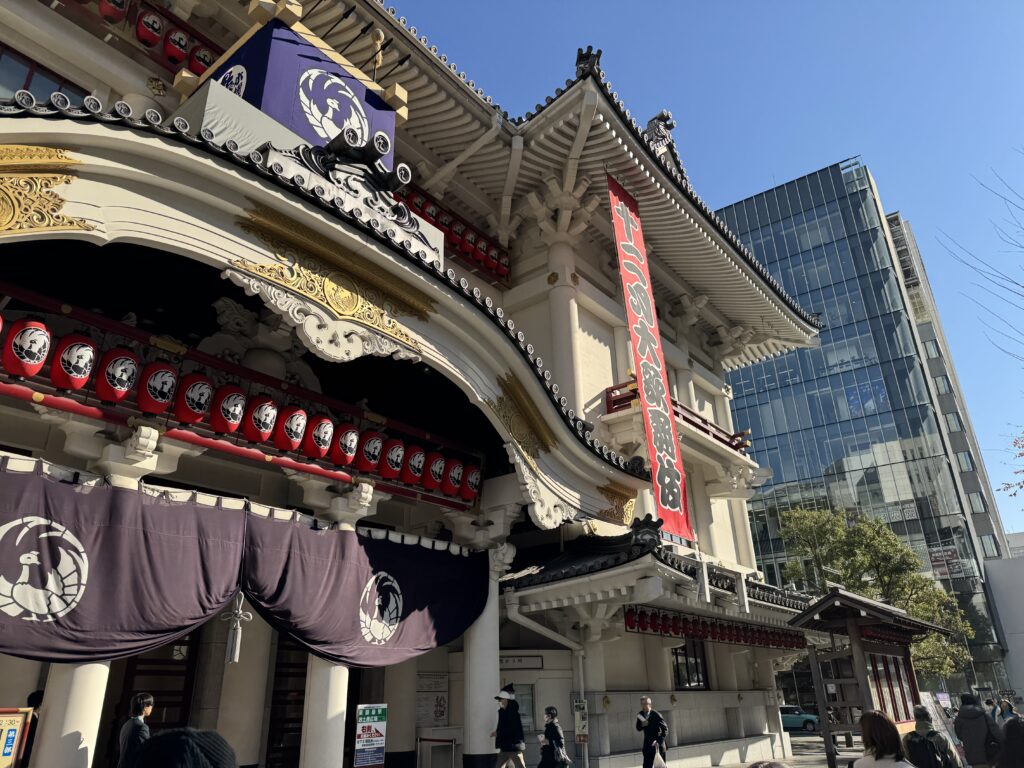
[354,704,388,768]
[573,698,588,744]
[0,709,31,768]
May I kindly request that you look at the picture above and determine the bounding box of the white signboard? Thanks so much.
[417,673,449,727]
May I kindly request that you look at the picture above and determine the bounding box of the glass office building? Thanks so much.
[717,159,1005,689]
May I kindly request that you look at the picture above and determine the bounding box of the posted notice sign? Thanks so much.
[0,709,31,768]
[354,704,388,768]
[607,175,692,540]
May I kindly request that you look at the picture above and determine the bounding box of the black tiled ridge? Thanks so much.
[745,579,811,610]
[0,90,647,480]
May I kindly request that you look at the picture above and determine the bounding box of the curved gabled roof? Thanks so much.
[299,0,819,366]
[0,92,647,481]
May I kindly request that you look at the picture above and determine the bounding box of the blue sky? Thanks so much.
[394,1,1024,533]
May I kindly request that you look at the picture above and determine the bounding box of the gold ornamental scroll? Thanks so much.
[0,145,92,237]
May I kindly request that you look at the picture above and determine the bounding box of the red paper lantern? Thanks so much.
[135,11,164,47]
[484,243,498,270]
[163,28,190,65]
[209,385,246,434]
[649,612,661,633]
[242,395,277,443]
[440,458,464,496]
[301,416,334,460]
[460,228,478,255]
[137,360,177,415]
[422,201,441,225]
[447,219,466,248]
[273,406,307,452]
[188,46,215,75]
[474,237,489,264]
[399,445,425,485]
[3,318,51,378]
[699,621,709,639]
[329,423,359,466]
[174,372,213,424]
[436,211,453,237]
[624,607,637,630]
[496,250,510,277]
[354,430,384,472]
[459,464,481,501]
[94,347,139,403]
[97,0,128,23]
[378,438,405,479]
[661,613,673,635]
[50,334,96,391]
[710,623,720,641]
[421,451,446,491]
[637,610,649,632]
[671,615,682,636]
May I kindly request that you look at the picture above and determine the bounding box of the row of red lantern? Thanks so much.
[0,317,481,500]
[623,606,807,650]
[861,627,912,647]
[401,188,511,281]
[86,0,215,74]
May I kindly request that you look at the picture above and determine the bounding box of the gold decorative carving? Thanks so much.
[597,483,637,526]
[240,203,434,320]
[229,248,420,353]
[485,372,558,459]
[0,145,91,238]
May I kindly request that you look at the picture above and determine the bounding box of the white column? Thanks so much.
[32,661,111,768]
[613,325,631,382]
[0,655,42,706]
[547,240,583,413]
[299,656,350,768]
[755,650,789,757]
[714,646,744,739]
[583,640,610,757]
[677,368,697,409]
[463,572,500,768]
[217,608,274,766]
[642,636,672,691]
[384,660,417,768]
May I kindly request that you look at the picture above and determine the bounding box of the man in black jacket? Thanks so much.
[117,692,154,768]
[491,684,526,768]
[636,696,668,768]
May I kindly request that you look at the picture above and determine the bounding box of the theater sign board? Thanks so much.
[607,176,693,541]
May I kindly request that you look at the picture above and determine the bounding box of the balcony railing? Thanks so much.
[604,381,750,456]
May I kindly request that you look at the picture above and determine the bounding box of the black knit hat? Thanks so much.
[129,728,238,768]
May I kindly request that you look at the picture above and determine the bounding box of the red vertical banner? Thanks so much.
[607,176,692,541]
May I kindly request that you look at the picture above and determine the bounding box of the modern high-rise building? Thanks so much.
[717,158,1007,690]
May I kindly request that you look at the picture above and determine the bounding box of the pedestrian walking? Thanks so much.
[902,704,960,768]
[853,710,914,768]
[997,701,1020,729]
[635,696,668,768]
[127,727,238,768]
[996,718,1023,768]
[537,706,568,768]
[118,692,154,768]
[21,690,43,768]
[954,694,1003,768]
[490,684,526,768]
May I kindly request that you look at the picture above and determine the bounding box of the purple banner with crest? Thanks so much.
[0,466,244,661]
[0,465,487,665]
[243,514,488,667]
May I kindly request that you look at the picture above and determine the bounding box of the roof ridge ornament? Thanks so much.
[643,109,686,181]
[575,46,603,80]
[630,514,664,550]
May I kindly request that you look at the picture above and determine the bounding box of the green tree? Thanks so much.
[779,507,973,681]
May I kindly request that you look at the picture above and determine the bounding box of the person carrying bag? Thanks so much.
[538,706,571,768]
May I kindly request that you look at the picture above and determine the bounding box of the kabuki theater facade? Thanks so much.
[0,2,824,767]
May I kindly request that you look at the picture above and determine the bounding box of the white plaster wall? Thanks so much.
[605,635,649,691]
[708,498,740,565]
[987,557,1024,691]
[692,383,717,421]
[576,307,617,421]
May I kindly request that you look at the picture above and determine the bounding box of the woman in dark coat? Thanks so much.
[538,706,566,768]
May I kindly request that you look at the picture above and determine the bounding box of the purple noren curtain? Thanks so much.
[0,469,488,665]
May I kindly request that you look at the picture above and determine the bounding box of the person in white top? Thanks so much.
[853,710,916,768]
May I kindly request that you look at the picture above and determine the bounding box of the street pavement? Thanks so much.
[720,732,863,768]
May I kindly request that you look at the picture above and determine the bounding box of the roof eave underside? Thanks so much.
[302,3,818,368]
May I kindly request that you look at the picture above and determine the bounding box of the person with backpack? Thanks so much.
[903,705,961,768]
[954,694,1003,768]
